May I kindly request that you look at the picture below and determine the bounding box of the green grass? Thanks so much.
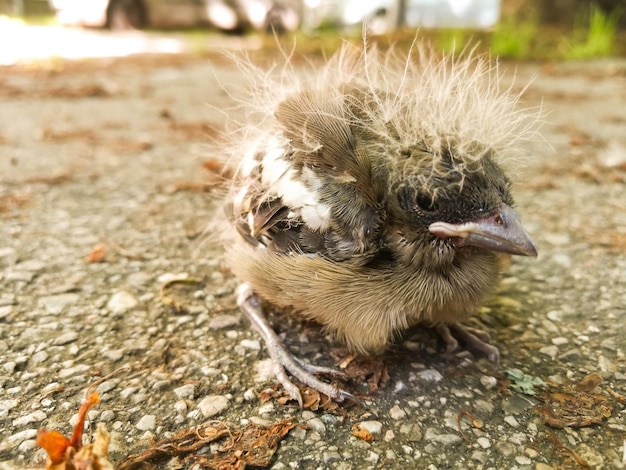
[562,6,620,59]
[490,16,538,59]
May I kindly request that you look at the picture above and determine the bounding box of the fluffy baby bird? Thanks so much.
[225,41,538,405]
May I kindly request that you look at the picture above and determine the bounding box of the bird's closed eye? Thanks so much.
[415,192,438,212]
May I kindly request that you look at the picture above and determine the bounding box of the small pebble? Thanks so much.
[525,447,539,458]
[0,399,19,412]
[98,379,120,394]
[107,291,138,314]
[12,410,47,427]
[479,375,497,389]
[99,410,115,422]
[258,402,274,415]
[323,451,341,463]
[52,331,79,346]
[358,421,383,435]
[546,310,563,322]
[424,428,462,446]
[418,369,443,382]
[208,314,240,330]
[173,384,195,399]
[7,429,38,447]
[504,416,520,428]
[32,351,49,364]
[539,345,558,359]
[476,437,491,449]
[307,418,326,435]
[558,348,581,362]
[38,293,80,315]
[197,395,229,418]
[103,348,126,362]
[366,451,380,463]
[240,339,261,350]
[0,305,13,320]
[136,415,156,431]
[551,337,568,345]
[174,400,188,414]
[17,439,37,453]
[389,405,406,420]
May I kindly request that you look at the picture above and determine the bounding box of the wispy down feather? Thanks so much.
[226,40,541,189]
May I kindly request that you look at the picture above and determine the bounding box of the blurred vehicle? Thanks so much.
[301,0,501,34]
[48,0,299,32]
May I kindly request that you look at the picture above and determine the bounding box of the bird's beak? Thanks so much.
[428,204,538,257]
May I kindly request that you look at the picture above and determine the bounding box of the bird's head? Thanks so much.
[391,146,537,262]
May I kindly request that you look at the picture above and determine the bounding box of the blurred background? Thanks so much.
[0,0,624,64]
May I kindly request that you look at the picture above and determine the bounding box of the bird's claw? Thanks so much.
[436,322,501,363]
[237,284,352,407]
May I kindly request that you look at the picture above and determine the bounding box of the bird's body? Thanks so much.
[228,241,499,353]
[224,41,538,403]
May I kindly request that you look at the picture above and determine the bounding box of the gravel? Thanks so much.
[0,44,625,469]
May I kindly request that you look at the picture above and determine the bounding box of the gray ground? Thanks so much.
[0,39,625,470]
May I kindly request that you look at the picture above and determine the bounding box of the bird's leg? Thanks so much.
[236,283,354,407]
[435,323,501,363]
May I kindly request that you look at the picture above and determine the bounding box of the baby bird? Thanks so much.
[224,41,538,405]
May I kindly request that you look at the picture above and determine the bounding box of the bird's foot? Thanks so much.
[435,322,501,363]
[236,284,356,407]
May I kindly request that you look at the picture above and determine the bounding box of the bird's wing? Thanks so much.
[231,89,387,264]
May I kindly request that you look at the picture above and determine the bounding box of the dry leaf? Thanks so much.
[351,424,374,442]
[36,392,113,470]
[118,418,296,470]
[85,244,106,263]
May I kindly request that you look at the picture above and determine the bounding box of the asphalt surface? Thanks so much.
[0,28,625,470]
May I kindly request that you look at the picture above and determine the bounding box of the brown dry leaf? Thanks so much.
[576,372,603,392]
[36,392,113,470]
[26,173,73,185]
[203,157,233,180]
[259,387,280,403]
[537,374,614,428]
[351,423,374,443]
[275,385,340,412]
[49,83,117,98]
[85,244,107,263]
[170,121,219,140]
[339,354,389,392]
[606,388,626,405]
[202,157,224,173]
[0,192,30,217]
[118,418,296,470]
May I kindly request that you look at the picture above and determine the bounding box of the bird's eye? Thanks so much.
[415,192,438,212]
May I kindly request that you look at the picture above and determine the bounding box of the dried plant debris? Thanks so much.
[332,351,390,393]
[0,191,31,217]
[351,424,374,443]
[159,277,203,312]
[118,418,296,470]
[36,391,113,470]
[85,244,107,263]
[546,430,591,469]
[538,373,616,429]
[276,386,341,413]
